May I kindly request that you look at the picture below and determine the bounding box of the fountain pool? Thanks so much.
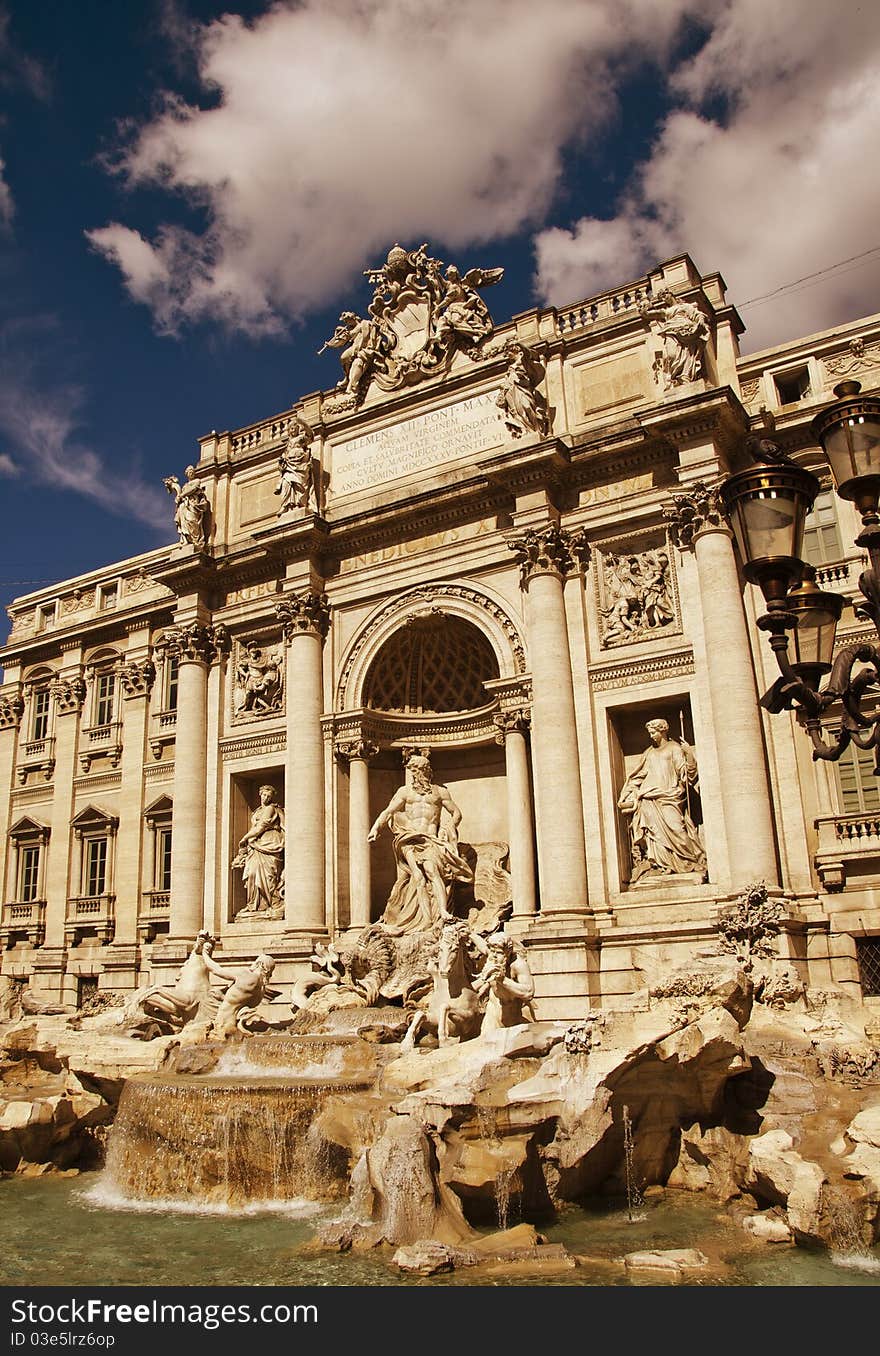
[2,1174,879,1288]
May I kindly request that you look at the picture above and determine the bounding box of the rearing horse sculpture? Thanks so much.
[401,918,483,1050]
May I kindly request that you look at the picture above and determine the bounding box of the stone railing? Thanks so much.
[0,899,46,946]
[557,281,654,337]
[814,812,880,892]
[230,412,299,458]
[814,559,853,589]
[79,722,123,773]
[138,890,170,943]
[65,894,115,944]
[16,735,56,786]
[149,710,177,760]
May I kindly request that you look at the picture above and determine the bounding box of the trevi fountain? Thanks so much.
[2,757,880,1288]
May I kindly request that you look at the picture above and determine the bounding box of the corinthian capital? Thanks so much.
[662,482,728,550]
[155,622,230,666]
[507,524,588,587]
[334,737,379,763]
[52,675,87,714]
[493,708,531,744]
[276,592,331,641]
[119,658,157,700]
[0,689,24,730]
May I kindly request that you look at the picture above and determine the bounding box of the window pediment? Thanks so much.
[9,815,50,843]
[71,805,119,837]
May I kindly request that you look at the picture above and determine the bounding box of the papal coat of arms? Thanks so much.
[319,242,503,412]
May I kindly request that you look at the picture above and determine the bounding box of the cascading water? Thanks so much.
[96,1037,377,1210]
[822,1186,880,1274]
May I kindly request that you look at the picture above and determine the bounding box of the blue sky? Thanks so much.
[1,0,880,625]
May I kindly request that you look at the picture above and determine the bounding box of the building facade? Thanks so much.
[2,247,879,1020]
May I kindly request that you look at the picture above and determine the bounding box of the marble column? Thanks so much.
[336,738,378,931]
[665,483,779,888]
[277,592,330,932]
[163,624,228,939]
[508,524,589,915]
[494,709,536,918]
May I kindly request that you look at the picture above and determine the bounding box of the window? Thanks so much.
[856,938,880,998]
[836,743,880,815]
[802,489,844,568]
[94,671,116,727]
[83,837,108,897]
[31,687,50,741]
[70,805,117,902]
[166,655,179,713]
[774,367,811,406]
[7,817,49,904]
[156,826,172,892]
[99,583,118,611]
[18,845,40,903]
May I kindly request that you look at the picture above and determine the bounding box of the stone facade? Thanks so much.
[1,250,880,1021]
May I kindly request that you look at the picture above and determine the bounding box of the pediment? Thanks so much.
[9,815,50,841]
[70,804,119,832]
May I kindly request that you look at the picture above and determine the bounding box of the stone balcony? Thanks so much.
[65,894,115,945]
[138,889,170,942]
[16,735,55,786]
[79,722,123,774]
[149,709,176,760]
[0,899,46,948]
[814,813,880,892]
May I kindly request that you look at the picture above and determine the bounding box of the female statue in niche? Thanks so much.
[617,718,706,883]
[232,785,285,917]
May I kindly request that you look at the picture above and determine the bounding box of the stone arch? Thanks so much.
[336,582,526,712]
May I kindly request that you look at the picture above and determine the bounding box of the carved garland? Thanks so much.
[336,582,527,710]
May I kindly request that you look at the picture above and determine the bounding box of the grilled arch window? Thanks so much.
[363,613,499,714]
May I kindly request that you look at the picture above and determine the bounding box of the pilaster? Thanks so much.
[277,591,331,933]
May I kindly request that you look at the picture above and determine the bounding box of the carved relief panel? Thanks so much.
[232,636,285,722]
[593,533,681,649]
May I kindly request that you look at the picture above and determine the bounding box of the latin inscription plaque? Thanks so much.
[330,392,507,497]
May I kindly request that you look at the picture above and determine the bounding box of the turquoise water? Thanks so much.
[2,1174,879,1287]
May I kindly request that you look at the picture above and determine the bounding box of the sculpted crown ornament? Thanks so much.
[276,592,331,641]
[0,690,24,729]
[319,241,503,413]
[155,623,230,665]
[663,482,727,550]
[507,524,590,586]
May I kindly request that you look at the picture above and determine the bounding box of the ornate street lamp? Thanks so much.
[721,380,880,765]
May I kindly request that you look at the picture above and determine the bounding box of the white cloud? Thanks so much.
[0,155,12,229]
[87,0,707,336]
[0,361,170,531]
[534,0,880,350]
